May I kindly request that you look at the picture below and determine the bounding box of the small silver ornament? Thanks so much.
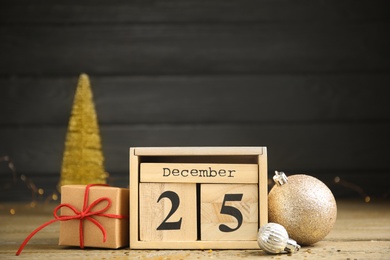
[257,222,301,254]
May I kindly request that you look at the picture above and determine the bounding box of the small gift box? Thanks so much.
[16,184,129,255]
[59,185,129,248]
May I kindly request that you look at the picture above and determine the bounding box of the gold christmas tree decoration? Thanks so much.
[59,73,108,187]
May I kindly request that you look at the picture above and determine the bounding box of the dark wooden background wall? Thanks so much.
[1,0,389,201]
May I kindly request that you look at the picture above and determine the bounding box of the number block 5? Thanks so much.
[201,184,258,241]
[139,183,197,241]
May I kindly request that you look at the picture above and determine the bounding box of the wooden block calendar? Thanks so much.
[129,147,268,249]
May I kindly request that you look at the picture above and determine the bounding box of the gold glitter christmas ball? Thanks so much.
[268,173,337,245]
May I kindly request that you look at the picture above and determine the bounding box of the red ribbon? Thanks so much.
[16,184,127,256]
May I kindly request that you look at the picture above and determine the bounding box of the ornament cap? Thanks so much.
[285,239,301,253]
[273,171,288,186]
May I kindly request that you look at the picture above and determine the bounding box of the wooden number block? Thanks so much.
[201,184,258,241]
[141,163,259,183]
[139,183,197,241]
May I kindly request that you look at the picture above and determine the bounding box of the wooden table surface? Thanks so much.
[0,200,389,259]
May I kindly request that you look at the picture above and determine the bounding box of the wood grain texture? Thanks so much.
[1,24,389,76]
[1,0,389,24]
[139,183,197,242]
[130,147,268,249]
[0,0,389,202]
[0,200,389,259]
[1,124,389,173]
[1,75,389,125]
[201,184,258,241]
[2,123,390,199]
[140,163,259,183]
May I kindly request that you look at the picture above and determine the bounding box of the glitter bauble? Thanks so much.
[268,173,337,245]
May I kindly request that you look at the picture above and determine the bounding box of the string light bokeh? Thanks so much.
[0,155,59,216]
[1,155,384,216]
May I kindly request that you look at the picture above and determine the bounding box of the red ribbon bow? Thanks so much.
[16,184,127,256]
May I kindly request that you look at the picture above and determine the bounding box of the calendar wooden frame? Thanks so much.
[129,147,268,249]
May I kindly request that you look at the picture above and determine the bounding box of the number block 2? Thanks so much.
[129,147,268,249]
[139,183,197,241]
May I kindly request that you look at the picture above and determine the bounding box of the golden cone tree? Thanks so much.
[59,73,108,187]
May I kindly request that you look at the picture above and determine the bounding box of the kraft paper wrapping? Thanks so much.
[59,185,129,248]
